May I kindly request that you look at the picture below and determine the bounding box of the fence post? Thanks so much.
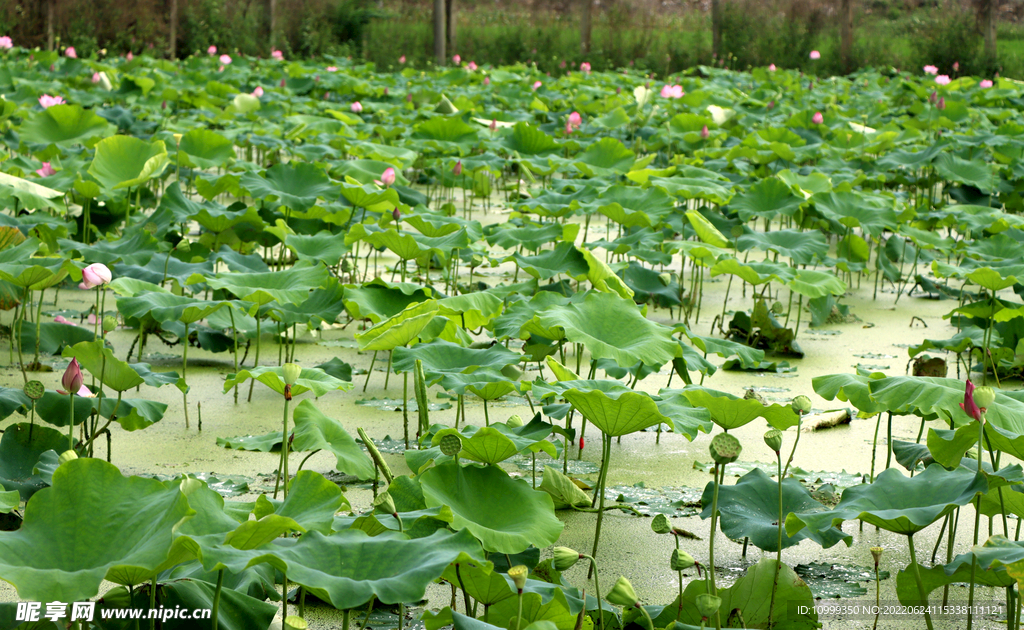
[711,0,722,59]
[581,0,592,55]
[169,0,178,59]
[840,0,852,72]
[434,0,446,65]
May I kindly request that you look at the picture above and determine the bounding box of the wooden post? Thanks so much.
[434,0,446,65]
[46,0,55,51]
[581,0,592,55]
[447,0,457,58]
[711,0,722,60]
[840,0,853,72]
[981,0,997,60]
[169,0,178,59]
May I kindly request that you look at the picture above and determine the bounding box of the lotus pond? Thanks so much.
[2,45,1024,630]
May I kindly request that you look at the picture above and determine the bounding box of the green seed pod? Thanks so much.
[439,433,463,457]
[791,395,812,415]
[870,546,883,566]
[695,593,721,619]
[670,549,696,572]
[507,414,524,428]
[508,565,528,591]
[771,301,785,314]
[764,429,783,453]
[372,491,397,515]
[23,380,44,401]
[974,386,996,410]
[102,316,117,333]
[651,513,672,534]
[605,576,638,608]
[284,615,309,630]
[282,363,302,386]
[552,546,581,571]
[710,433,742,465]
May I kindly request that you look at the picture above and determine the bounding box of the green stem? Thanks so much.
[582,555,604,630]
[248,316,262,402]
[514,590,523,630]
[768,450,782,629]
[589,434,611,577]
[67,390,75,452]
[709,464,722,630]
[229,307,239,404]
[281,397,291,498]
[149,576,157,630]
[211,569,224,630]
[363,351,378,392]
[181,322,190,429]
[33,288,44,366]
[968,415,986,630]
[907,535,934,630]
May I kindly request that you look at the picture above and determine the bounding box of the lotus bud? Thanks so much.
[282,363,301,386]
[700,125,709,139]
[870,546,883,568]
[605,576,639,608]
[453,160,463,176]
[62,358,83,394]
[23,380,45,401]
[552,546,582,571]
[791,395,812,415]
[439,433,463,457]
[372,491,397,515]
[974,386,996,411]
[658,272,672,286]
[58,450,78,466]
[508,565,528,591]
[764,429,783,454]
[651,513,672,534]
[284,616,309,630]
[670,549,696,572]
[709,432,742,465]
[102,316,117,333]
[695,593,721,620]
[507,414,524,428]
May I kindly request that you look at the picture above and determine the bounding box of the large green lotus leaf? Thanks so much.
[786,464,987,537]
[339,182,401,211]
[442,561,515,607]
[414,117,481,144]
[788,269,847,298]
[61,340,144,392]
[342,279,433,323]
[508,242,590,281]
[896,552,1012,607]
[285,231,349,264]
[239,162,334,213]
[0,387,29,421]
[573,137,635,176]
[222,365,352,398]
[700,468,851,552]
[151,577,278,630]
[177,128,235,169]
[0,458,194,602]
[710,258,794,286]
[809,191,898,237]
[933,153,998,193]
[18,104,114,146]
[735,229,827,266]
[683,330,765,369]
[420,460,563,553]
[491,292,568,342]
[441,369,517,400]
[432,420,555,465]
[437,293,505,329]
[718,558,819,629]
[291,400,375,479]
[200,261,329,306]
[482,587,582,630]
[17,321,97,356]
[652,390,715,440]
[0,258,70,291]
[731,177,806,221]
[502,122,560,155]
[578,246,634,300]
[594,186,674,228]
[0,423,67,500]
[88,135,169,190]
[253,471,348,533]
[559,379,669,437]
[393,339,521,381]
[355,300,439,351]
[682,386,799,430]
[812,372,886,415]
[266,280,346,328]
[538,465,592,509]
[685,210,730,247]
[538,291,677,368]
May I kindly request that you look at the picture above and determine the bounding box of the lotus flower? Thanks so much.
[452,54,461,65]
[568,111,582,130]
[392,207,401,223]
[466,61,478,71]
[62,359,83,394]
[923,65,938,75]
[937,97,945,110]
[700,125,709,139]
[53,316,76,326]
[453,160,462,176]
[80,263,112,289]
[327,66,337,72]
[809,50,820,60]
[272,49,284,60]
[399,55,406,64]
[580,61,591,73]
[768,63,777,71]
[768,100,775,109]
[253,86,264,97]
[280,78,286,87]
[660,84,684,98]
[981,79,994,88]
[960,379,984,422]
[35,162,56,177]
[219,54,232,65]
[489,119,497,132]
[483,76,490,85]
[565,121,573,135]
[812,111,824,124]
[38,94,64,109]
[208,45,217,54]
[126,51,133,61]
[376,167,396,187]
[65,47,77,58]
[91,72,101,83]
[953,61,960,72]
[351,101,363,113]
[0,36,12,49]
[935,75,951,85]
[532,81,542,90]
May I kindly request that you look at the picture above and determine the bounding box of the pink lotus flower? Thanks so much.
[811,111,824,124]
[91,72,101,83]
[54,316,76,326]
[935,75,951,85]
[483,76,490,85]
[559,60,566,69]
[80,263,112,289]
[399,55,406,64]
[960,379,983,422]
[660,84,684,99]
[929,90,937,103]
[87,314,98,325]
[376,167,396,187]
[253,86,264,97]
[38,94,64,109]
[953,61,960,72]
[392,207,401,222]
[768,100,775,109]
[35,162,56,177]
[219,54,232,65]
[937,97,945,110]
[532,81,542,90]
[453,160,462,176]
[700,125,709,139]
[272,50,284,60]
[565,121,574,135]
[809,50,820,60]
[280,78,286,88]
[466,61,478,71]
[126,51,133,61]
[62,359,83,394]
[327,66,337,72]
[324,92,331,100]
[981,79,994,88]
[580,61,591,73]
[768,63,777,71]
[0,36,12,49]
[65,47,77,59]
[351,101,363,113]
[452,54,461,65]
[208,45,217,55]
[923,65,938,75]
[489,119,497,132]
[568,111,582,130]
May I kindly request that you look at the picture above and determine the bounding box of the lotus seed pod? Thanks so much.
[695,593,721,619]
[709,432,742,465]
[102,316,117,332]
[23,380,44,400]
[771,301,785,314]
[282,363,301,386]
[651,513,672,534]
[764,429,783,453]
[508,565,528,591]
[791,395,812,415]
[507,414,524,428]
[58,450,78,466]
[605,576,639,608]
[439,433,463,457]
[285,616,309,630]
[670,549,696,572]
[870,546,883,566]
[552,546,581,571]
[974,386,996,410]
[373,491,397,515]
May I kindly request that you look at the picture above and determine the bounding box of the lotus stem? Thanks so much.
[149,576,157,630]
[581,555,605,630]
[229,307,239,403]
[588,434,611,579]
[33,287,44,367]
[455,562,472,616]
[673,537,683,621]
[870,412,882,482]
[211,569,224,630]
[483,400,490,426]
[94,285,101,338]
[181,322,190,429]
[384,351,393,390]
[358,597,375,630]
[768,450,783,628]
[16,288,27,382]
[907,534,934,630]
[708,464,722,630]
[363,351,378,392]
[873,561,881,630]
[280,396,291,499]
[357,427,393,484]
[403,372,409,448]
[636,604,654,630]
[968,415,986,630]
[886,413,893,470]
[248,316,262,402]
[67,390,74,452]
[782,416,802,479]
[283,570,287,621]
[343,609,350,630]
